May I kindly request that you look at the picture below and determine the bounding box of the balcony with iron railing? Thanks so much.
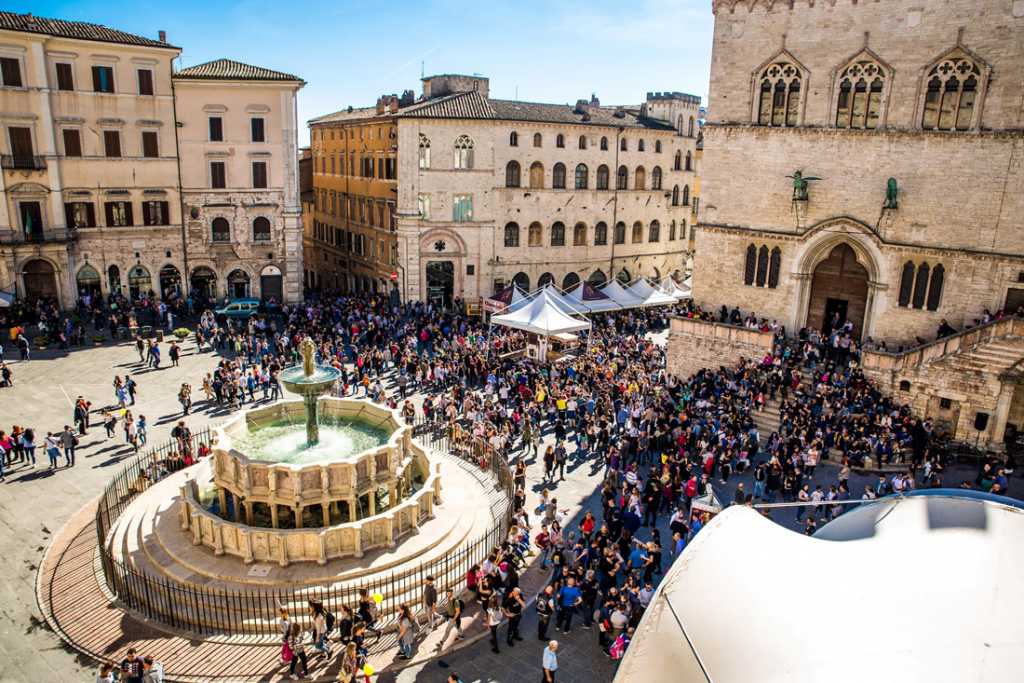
[1,155,47,171]
[0,227,76,244]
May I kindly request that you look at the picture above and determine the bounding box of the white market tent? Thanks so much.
[625,278,680,307]
[485,283,530,312]
[506,284,589,317]
[614,491,1024,683]
[599,279,647,309]
[491,288,592,336]
[658,276,691,300]
[564,281,622,313]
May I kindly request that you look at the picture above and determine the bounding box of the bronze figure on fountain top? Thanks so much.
[301,337,316,378]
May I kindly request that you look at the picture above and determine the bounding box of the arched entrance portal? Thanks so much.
[22,259,57,301]
[807,243,869,335]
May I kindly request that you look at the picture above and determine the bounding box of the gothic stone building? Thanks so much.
[678,0,1024,449]
[310,74,701,304]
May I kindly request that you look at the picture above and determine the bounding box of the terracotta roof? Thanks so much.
[0,11,176,49]
[309,105,380,125]
[175,59,301,83]
[397,91,674,130]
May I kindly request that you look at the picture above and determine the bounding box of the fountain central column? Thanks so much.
[299,338,320,446]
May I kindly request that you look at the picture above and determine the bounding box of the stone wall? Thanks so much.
[666,316,774,380]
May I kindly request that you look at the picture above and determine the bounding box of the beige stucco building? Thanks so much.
[0,12,304,308]
[678,0,1024,450]
[310,75,700,303]
[174,59,304,304]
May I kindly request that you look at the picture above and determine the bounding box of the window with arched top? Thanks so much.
[758,60,802,127]
[529,161,544,189]
[898,261,915,307]
[552,163,566,189]
[252,216,271,241]
[836,58,886,130]
[655,140,662,153]
[648,220,660,243]
[579,135,587,150]
[899,261,945,310]
[418,134,430,169]
[634,166,646,190]
[671,185,680,206]
[600,136,608,151]
[651,166,662,190]
[682,185,690,206]
[768,247,781,288]
[562,272,581,290]
[927,264,944,311]
[509,131,519,146]
[597,165,610,190]
[533,132,542,147]
[744,244,757,285]
[504,222,520,248]
[453,135,474,169]
[638,139,645,152]
[575,163,589,189]
[594,222,608,245]
[614,221,626,244]
[589,269,607,286]
[685,151,692,171]
[922,50,982,131]
[755,245,769,286]
[573,222,587,246]
[631,221,643,244]
[538,272,555,288]
[912,262,930,309]
[674,150,682,171]
[616,165,628,190]
[505,160,521,188]
[688,117,695,137]
[528,222,543,247]
[212,217,230,242]
[556,134,565,148]
[620,138,628,151]
[551,221,566,246]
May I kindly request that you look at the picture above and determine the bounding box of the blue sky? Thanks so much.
[17,0,714,145]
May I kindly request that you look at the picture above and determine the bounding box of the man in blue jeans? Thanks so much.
[555,576,582,634]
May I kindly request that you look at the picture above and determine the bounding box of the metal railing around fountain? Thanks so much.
[92,421,515,638]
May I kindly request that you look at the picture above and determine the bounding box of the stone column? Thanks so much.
[353,526,363,558]
[322,502,331,527]
[232,493,241,523]
[242,532,254,564]
[317,535,328,565]
[348,496,358,522]
[217,488,228,519]
[244,501,254,526]
[990,377,1018,451]
[270,502,279,529]
[367,490,376,517]
[384,516,395,548]
[295,505,303,529]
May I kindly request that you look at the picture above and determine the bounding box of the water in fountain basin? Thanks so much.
[232,417,390,465]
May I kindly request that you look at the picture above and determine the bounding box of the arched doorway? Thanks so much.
[108,265,122,295]
[159,264,181,299]
[511,271,530,292]
[227,269,251,299]
[807,243,869,335]
[260,265,283,303]
[588,269,607,286]
[616,268,631,284]
[538,272,555,289]
[191,266,218,301]
[76,264,101,299]
[128,265,152,300]
[426,262,454,308]
[562,272,581,291]
[22,259,57,301]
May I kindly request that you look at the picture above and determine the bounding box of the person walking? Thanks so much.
[441,587,465,643]
[422,575,438,629]
[397,603,416,659]
[555,575,582,634]
[45,431,61,469]
[74,397,89,435]
[486,595,504,654]
[169,341,180,367]
[286,622,308,679]
[126,375,137,405]
[60,425,76,467]
[542,640,559,683]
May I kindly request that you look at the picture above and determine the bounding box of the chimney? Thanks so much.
[590,93,600,107]
[388,96,399,114]
[375,97,385,115]
[158,30,167,43]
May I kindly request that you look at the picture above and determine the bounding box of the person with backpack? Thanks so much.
[441,587,465,644]
[536,584,555,640]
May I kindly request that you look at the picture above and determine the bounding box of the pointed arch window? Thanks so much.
[682,185,690,206]
[648,220,660,243]
[616,165,628,190]
[634,166,646,190]
[504,222,520,248]
[927,264,944,311]
[922,51,981,131]
[529,161,544,189]
[758,60,802,127]
[744,244,757,285]
[651,166,663,190]
[685,151,692,171]
[912,262,930,309]
[836,58,885,130]
[688,117,696,137]
[898,261,915,307]
[552,163,566,189]
[453,135,474,169]
[768,247,781,288]
[418,134,430,169]
[671,185,680,206]
[631,221,643,244]
[614,221,626,245]
[755,245,769,286]
[600,136,608,151]
[674,150,682,171]
[505,160,521,188]
[596,164,610,190]
[594,221,608,246]
[575,163,589,189]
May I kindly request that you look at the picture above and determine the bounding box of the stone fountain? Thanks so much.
[276,337,342,446]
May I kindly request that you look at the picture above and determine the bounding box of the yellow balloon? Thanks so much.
[363,664,375,676]
[372,592,384,604]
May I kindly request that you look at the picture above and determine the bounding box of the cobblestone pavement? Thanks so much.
[1,332,1019,683]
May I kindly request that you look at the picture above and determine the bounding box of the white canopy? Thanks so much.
[484,283,529,312]
[491,289,591,336]
[658,276,692,300]
[614,492,1024,683]
[506,284,589,317]
[625,278,680,307]
[564,281,622,313]
[599,279,647,309]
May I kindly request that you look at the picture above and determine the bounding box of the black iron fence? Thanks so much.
[93,419,514,638]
